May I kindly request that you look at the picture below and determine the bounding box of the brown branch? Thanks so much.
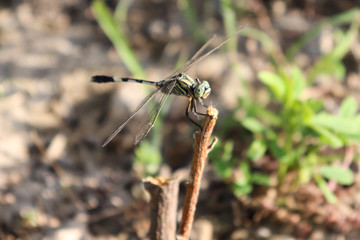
[143,176,180,240]
[177,105,218,239]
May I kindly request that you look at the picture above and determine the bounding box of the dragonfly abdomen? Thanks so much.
[90,75,157,86]
[116,78,157,86]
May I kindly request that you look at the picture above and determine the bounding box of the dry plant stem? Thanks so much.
[143,177,180,240]
[178,105,218,239]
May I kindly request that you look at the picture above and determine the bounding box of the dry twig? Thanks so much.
[178,105,218,239]
[143,177,180,240]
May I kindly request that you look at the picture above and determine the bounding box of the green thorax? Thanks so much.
[156,73,211,100]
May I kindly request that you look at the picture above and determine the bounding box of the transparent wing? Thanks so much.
[134,80,177,145]
[101,86,162,147]
[161,35,217,82]
[166,35,217,78]
[162,25,247,82]
[180,25,247,73]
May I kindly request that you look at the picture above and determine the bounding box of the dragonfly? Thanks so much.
[91,26,246,147]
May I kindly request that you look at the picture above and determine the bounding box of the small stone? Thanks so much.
[256,226,271,238]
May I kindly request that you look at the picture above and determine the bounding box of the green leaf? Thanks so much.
[258,71,285,100]
[179,0,206,43]
[280,70,294,108]
[114,0,132,28]
[244,103,282,126]
[223,141,234,162]
[329,59,346,80]
[212,141,234,179]
[300,101,315,123]
[306,99,324,112]
[232,182,253,196]
[291,66,306,100]
[214,161,233,179]
[267,138,285,160]
[251,173,270,185]
[308,124,344,148]
[240,28,275,56]
[241,117,265,133]
[339,97,358,117]
[277,147,306,180]
[341,131,360,144]
[286,8,360,60]
[235,162,251,186]
[134,141,162,176]
[298,163,312,184]
[311,113,360,135]
[314,175,337,204]
[311,57,346,81]
[246,139,267,161]
[232,162,252,196]
[221,0,238,52]
[319,165,354,185]
[330,22,359,60]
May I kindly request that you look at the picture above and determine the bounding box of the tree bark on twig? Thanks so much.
[143,177,180,240]
[177,105,218,239]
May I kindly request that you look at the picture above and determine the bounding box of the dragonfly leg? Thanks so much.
[191,100,202,120]
[198,98,209,108]
[192,99,208,117]
[186,98,201,127]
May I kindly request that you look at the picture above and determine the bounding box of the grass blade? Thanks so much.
[285,8,360,61]
[92,0,146,78]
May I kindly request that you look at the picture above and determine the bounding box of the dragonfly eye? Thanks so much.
[194,81,211,99]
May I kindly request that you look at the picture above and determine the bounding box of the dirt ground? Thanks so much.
[0,0,360,239]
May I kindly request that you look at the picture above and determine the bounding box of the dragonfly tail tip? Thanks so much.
[90,75,114,83]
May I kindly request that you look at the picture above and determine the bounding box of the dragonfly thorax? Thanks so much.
[171,73,211,99]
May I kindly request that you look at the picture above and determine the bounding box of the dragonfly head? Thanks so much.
[194,79,211,99]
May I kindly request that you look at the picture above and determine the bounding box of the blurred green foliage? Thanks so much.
[134,141,162,176]
[211,5,359,203]
[211,140,270,195]
[285,8,360,61]
[178,0,207,43]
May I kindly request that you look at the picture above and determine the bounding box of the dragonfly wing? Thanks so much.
[161,35,217,83]
[134,80,177,145]
[166,35,217,78]
[101,88,159,147]
[180,25,247,74]
[161,26,246,83]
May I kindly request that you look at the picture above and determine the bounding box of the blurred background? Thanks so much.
[0,0,359,239]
